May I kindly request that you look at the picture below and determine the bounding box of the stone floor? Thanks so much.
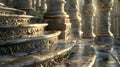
[1,38,120,67]
[67,38,120,67]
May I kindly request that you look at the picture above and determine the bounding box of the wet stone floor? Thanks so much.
[65,38,120,67]
[1,39,120,67]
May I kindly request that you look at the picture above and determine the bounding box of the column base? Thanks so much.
[96,32,113,37]
[95,36,114,45]
[82,33,96,38]
[44,18,71,41]
[114,39,120,46]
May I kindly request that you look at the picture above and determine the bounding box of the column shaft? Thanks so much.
[14,0,33,9]
[40,0,46,14]
[44,0,71,40]
[94,0,115,67]
[66,0,81,40]
[82,0,96,38]
[13,0,34,14]
[96,0,113,37]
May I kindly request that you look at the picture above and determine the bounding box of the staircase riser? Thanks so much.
[23,52,69,67]
[0,27,45,39]
[0,36,58,55]
[0,9,26,15]
[0,16,33,25]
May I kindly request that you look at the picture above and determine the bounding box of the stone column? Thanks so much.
[95,0,113,37]
[36,0,40,11]
[82,0,96,38]
[13,0,34,14]
[32,0,35,8]
[40,0,47,15]
[110,0,119,38]
[66,0,81,40]
[43,0,71,40]
[94,0,116,67]
[118,0,120,39]
[14,0,33,9]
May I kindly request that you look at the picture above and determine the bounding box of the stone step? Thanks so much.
[0,3,6,7]
[0,7,26,15]
[0,41,75,67]
[0,14,34,25]
[0,23,48,39]
[0,31,61,55]
[0,2,26,15]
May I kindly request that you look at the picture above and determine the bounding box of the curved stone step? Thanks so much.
[0,40,75,67]
[0,14,34,25]
[0,31,61,55]
[0,3,6,7]
[0,7,26,15]
[0,23,48,39]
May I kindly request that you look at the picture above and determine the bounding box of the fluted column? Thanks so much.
[66,0,81,40]
[44,0,71,40]
[94,0,115,67]
[82,0,95,38]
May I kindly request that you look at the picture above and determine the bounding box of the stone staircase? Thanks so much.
[0,3,75,67]
[0,7,25,15]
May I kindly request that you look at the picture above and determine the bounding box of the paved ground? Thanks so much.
[68,38,120,67]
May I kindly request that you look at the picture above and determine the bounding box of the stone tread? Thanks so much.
[0,41,75,67]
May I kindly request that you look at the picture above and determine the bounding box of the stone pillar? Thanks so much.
[14,0,33,9]
[36,0,40,11]
[13,0,34,14]
[117,0,120,39]
[96,0,113,37]
[66,0,81,40]
[44,0,71,40]
[40,0,47,15]
[82,0,96,38]
[110,0,119,38]
[94,0,116,67]
[32,0,35,8]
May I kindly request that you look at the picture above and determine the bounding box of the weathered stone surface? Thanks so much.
[94,0,115,66]
[0,1,75,67]
[0,14,33,25]
[0,40,75,67]
[40,0,47,15]
[0,7,26,15]
[0,2,5,7]
[14,0,33,10]
[44,0,71,40]
[94,37,115,67]
[44,18,71,40]
[0,24,48,39]
[66,0,82,40]
[0,31,61,55]
[44,0,69,19]
[67,39,95,67]
[13,0,35,15]
[96,0,113,37]
[82,0,96,38]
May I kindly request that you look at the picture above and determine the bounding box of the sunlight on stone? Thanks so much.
[0,0,120,67]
